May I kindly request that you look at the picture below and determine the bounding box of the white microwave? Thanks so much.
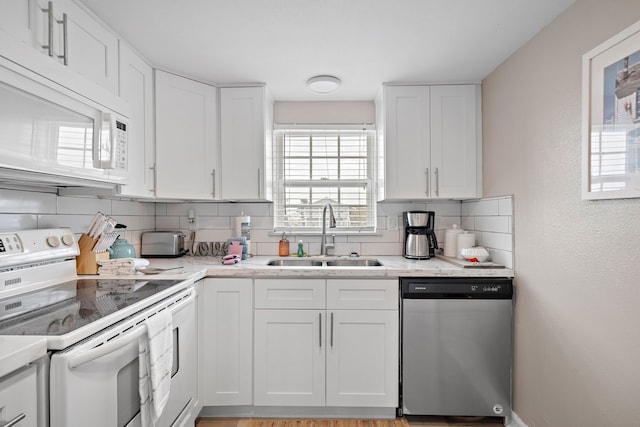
[0,57,129,186]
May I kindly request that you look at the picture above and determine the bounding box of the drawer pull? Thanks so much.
[2,412,26,427]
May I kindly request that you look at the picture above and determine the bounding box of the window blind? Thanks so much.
[273,127,376,231]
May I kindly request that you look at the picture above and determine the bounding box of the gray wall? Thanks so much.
[482,1,640,425]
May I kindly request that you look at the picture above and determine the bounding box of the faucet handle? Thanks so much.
[324,234,336,255]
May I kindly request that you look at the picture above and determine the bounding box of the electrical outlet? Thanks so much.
[387,215,398,231]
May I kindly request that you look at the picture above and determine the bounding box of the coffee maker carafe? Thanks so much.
[403,211,438,259]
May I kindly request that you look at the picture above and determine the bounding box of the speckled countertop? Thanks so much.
[127,255,514,280]
[2,256,512,374]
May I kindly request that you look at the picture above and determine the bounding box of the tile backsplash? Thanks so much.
[0,188,513,268]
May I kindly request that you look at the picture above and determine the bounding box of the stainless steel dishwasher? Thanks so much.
[400,277,513,420]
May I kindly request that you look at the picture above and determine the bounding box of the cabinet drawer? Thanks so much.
[327,279,398,310]
[255,279,326,309]
[0,364,38,427]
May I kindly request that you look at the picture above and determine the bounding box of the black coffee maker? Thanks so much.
[403,211,438,259]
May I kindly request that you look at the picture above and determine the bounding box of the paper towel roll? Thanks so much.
[443,224,464,257]
[456,232,476,259]
[235,213,251,253]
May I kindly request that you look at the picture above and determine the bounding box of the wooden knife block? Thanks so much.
[76,234,110,275]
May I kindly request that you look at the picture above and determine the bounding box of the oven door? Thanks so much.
[49,288,196,427]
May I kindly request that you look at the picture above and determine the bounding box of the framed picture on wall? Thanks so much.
[582,18,640,200]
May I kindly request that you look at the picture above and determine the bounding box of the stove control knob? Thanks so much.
[46,235,60,247]
[62,235,75,246]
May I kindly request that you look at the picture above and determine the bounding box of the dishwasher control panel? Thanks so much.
[401,277,513,299]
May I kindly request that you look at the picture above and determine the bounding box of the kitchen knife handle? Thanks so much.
[435,167,439,197]
[41,1,54,57]
[57,13,68,65]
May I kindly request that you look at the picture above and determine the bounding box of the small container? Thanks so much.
[108,237,136,259]
[297,240,304,257]
[279,233,290,257]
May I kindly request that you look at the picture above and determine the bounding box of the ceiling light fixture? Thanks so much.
[306,75,341,94]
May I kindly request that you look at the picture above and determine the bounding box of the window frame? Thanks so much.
[272,124,377,233]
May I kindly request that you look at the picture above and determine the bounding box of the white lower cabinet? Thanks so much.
[326,309,398,407]
[253,278,398,408]
[0,364,38,427]
[202,278,253,406]
[254,309,325,406]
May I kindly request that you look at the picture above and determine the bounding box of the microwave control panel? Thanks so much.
[114,120,128,171]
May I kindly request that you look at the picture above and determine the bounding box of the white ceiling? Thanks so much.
[78,0,575,101]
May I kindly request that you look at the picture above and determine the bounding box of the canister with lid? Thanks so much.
[456,232,476,259]
[443,224,464,258]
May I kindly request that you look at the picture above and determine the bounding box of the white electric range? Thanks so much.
[0,228,197,427]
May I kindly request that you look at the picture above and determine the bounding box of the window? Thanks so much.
[273,126,376,232]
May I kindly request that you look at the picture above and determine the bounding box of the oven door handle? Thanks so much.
[67,290,195,369]
[68,323,147,369]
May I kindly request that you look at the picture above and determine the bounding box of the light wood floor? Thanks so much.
[195,416,504,427]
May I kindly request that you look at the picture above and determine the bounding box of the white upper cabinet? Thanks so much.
[0,0,119,95]
[377,84,481,200]
[56,0,119,94]
[430,85,481,198]
[154,70,219,200]
[0,0,43,45]
[219,86,273,201]
[117,42,154,198]
[377,85,431,200]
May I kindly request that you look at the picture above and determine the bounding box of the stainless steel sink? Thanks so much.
[265,258,383,267]
[325,259,383,267]
[266,259,324,266]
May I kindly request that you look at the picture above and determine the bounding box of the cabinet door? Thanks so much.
[202,278,253,406]
[430,85,481,198]
[0,364,38,427]
[0,0,44,47]
[254,310,325,406]
[56,0,119,94]
[155,70,219,199]
[326,310,398,407]
[117,43,154,198]
[381,85,431,199]
[219,87,273,200]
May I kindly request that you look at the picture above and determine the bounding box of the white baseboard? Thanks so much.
[506,411,528,427]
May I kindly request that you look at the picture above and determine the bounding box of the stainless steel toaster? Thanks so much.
[141,231,186,257]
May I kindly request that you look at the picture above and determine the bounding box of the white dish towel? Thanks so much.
[138,310,173,426]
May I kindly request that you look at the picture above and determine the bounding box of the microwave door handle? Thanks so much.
[93,113,117,169]
[67,290,195,369]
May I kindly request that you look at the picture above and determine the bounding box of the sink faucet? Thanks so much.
[320,203,337,255]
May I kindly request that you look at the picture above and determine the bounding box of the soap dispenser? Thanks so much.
[279,232,290,257]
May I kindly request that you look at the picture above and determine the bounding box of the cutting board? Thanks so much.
[436,255,505,269]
